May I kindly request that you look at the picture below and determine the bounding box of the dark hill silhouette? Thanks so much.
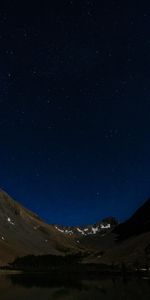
[114,198,150,239]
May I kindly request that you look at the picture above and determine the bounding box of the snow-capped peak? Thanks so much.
[54,218,117,237]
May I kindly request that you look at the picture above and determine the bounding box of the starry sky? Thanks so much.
[0,0,150,225]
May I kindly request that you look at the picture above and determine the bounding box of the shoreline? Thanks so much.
[0,266,150,278]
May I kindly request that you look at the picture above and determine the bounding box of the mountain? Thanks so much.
[55,217,118,237]
[0,188,150,268]
[54,217,118,253]
[0,189,79,265]
[93,198,150,266]
[0,189,118,265]
[114,198,150,239]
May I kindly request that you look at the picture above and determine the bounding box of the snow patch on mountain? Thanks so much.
[91,227,99,234]
[55,226,73,235]
[55,219,116,236]
[7,217,15,226]
[77,228,85,235]
[101,224,111,229]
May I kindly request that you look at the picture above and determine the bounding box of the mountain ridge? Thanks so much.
[0,188,150,267]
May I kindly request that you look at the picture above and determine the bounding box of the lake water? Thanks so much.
[0,273,150,300]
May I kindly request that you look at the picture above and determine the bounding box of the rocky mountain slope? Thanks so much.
[92,198,150,266]
[0,189,79,265]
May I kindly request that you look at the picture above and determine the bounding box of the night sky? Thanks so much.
[0,1,150,225]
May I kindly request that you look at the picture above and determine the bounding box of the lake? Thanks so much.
[0,273,150,299]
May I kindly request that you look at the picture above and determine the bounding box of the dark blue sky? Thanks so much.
[0,0,150,225]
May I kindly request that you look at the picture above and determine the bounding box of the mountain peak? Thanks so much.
[55,216,118,237]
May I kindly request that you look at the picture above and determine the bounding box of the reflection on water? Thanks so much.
[0,273,150,300]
